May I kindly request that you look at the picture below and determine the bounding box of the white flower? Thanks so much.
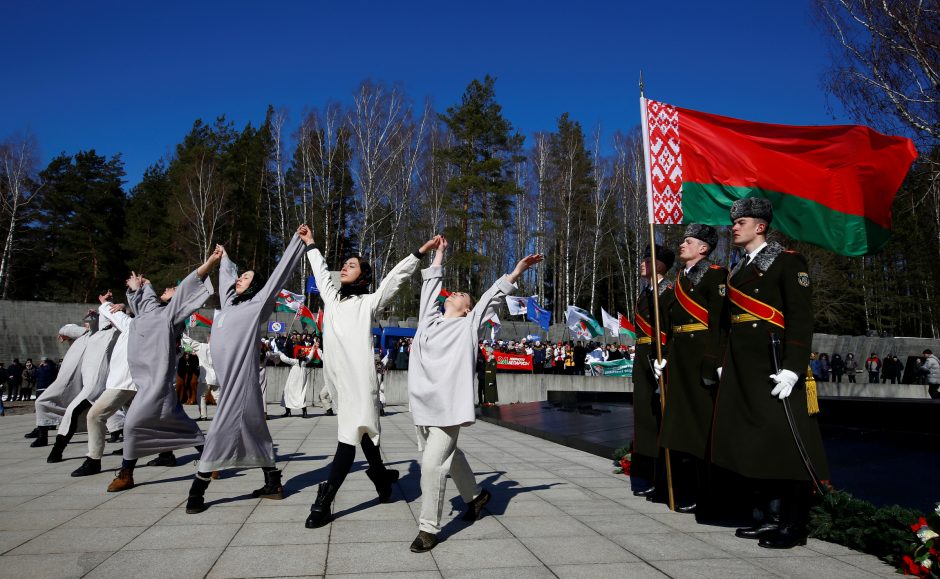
[922,559,932,570]
[935,503,940,515]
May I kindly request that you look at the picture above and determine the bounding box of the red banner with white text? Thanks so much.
[494,351,533,372]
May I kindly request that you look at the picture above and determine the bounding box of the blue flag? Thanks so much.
[306,275,319,295]
[526,297,551,331]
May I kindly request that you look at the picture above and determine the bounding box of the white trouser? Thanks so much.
[319,384,333,411]
[417,425,480,534]
[197,382,220,419]
[87,389,136,460]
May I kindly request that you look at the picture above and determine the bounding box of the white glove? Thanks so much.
[717,367,722,380]
[653,358,667,380]
[769,369,799,399]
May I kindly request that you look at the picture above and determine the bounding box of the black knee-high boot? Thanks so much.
[186,473,212,514]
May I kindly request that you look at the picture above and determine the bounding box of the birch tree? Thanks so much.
[0,135,41,298]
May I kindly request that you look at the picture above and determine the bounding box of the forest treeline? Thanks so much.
[1,2,938,338]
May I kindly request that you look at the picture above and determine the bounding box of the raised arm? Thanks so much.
[99,300,133,334]
[418,235,445,322]
[300,226,340,305]
[277,352,300,367]
[252,233,306,316]
[165,254,218,326]
[370,236,439,315]
[219,246,239,308]
[471,254,543,330]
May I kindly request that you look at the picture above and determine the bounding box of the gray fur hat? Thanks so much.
[683,223,719,250]
[730,197,773,223]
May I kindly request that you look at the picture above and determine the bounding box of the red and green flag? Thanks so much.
[275,289,303,313]
[436,288,451,305]
[296,304,317,331]
[618,314,636,340]
[189,312,212,328]
[641,98,918,256]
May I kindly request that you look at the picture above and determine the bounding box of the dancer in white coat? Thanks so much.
[302,228,439,528]
[181,334,218,421]
[407,238,542,552]
[275,341,313,417]
[71,287,139,476]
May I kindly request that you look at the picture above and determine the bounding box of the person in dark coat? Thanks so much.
[830,354,845,383]
[711,198,829,549]
[630,244,675,498]
[657,224,728,513]
[21,359,37,401]
[573,341,586,375]
[7,359,23,401]
[35,358,58,394]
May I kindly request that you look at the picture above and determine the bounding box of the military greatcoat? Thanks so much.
[631,279,674,460]
[710,242,830,481]
[659,261,728,460]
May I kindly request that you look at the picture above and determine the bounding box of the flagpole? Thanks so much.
[640,73,676,512]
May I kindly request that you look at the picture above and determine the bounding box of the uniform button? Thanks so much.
[754,289,760,293]
[752,323,758,328]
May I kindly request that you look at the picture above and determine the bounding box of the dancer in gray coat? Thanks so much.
[107,250,221,493]
[27,323,89,447]
[185,227,310,514]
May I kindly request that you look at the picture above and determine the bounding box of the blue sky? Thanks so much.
[0,1,848,187]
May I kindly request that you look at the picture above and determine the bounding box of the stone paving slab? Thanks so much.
[0,403,899,578]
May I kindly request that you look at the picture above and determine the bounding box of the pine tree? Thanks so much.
[36,151,127,301]
[438,75,524,295]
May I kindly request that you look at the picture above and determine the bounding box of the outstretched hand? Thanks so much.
[126,272,141,292]
[420,235,443,255]
[298,224,314,245]
[98,290,112,305]
[432,236,448,265]
[508,254,544,283]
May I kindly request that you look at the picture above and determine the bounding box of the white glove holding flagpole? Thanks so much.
[653,358,667,380]
[769,369,799,399]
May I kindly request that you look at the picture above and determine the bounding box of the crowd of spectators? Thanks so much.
[479,339,634,375]
[0,358,60,402]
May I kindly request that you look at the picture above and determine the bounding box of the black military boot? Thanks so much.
[366,466,399,503]
[758,524,808,549]
[30,426,49,447]
[736,499,781,539]
[46,435,68,463]
[146,451,177,467]
[302,407,308,418]
[305,482,338,528]
[24,426,41,439]
[71,457,102,477]
[282,408,292,417]
[186,474,212,514]
[251,469,284,499]
[108,429,122,443]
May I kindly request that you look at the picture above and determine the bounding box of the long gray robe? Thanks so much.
[57,323,119,435]
[197,235,306,472]
[35,325,89,427]
[123,270,213,460]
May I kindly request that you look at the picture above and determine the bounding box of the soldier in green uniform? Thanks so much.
[711,198,829,549]
[657,224,728,513]
[630,245,674,497]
